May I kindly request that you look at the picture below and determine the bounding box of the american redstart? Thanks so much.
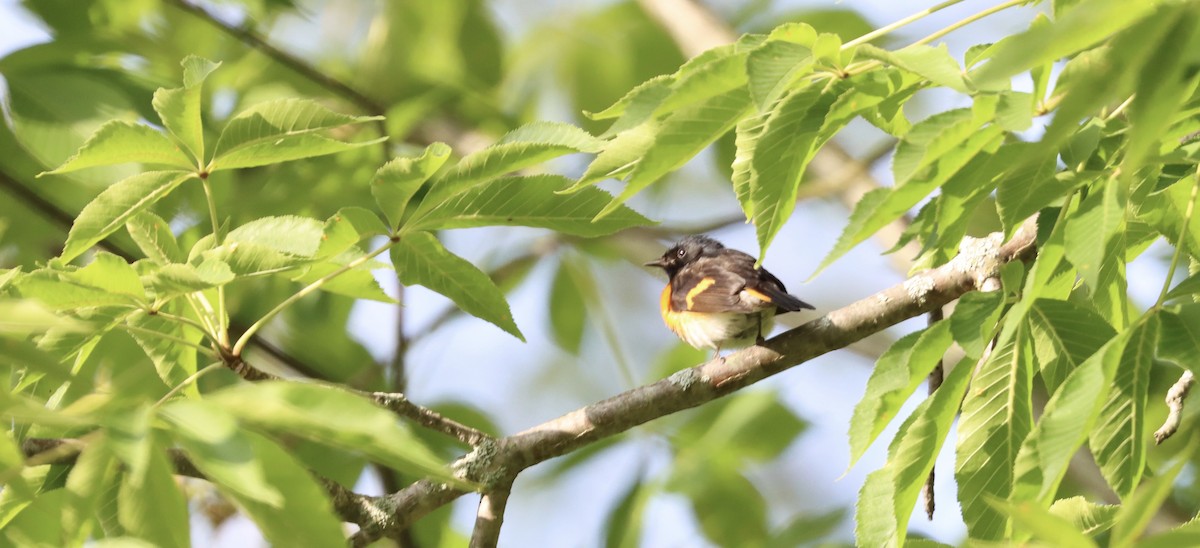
[645,235,813,358]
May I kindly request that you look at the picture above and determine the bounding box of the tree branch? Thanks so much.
[348,219,1040,544]
[470,477,516,548]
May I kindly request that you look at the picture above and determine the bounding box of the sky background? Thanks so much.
[0,1,1174,546]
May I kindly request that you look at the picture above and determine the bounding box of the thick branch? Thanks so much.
[350,221,1040,543]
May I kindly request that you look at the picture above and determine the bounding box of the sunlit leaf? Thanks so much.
[210,98,384,170]
[152,55,220,162]
[372,143,452,229]
[39,121,193,175]
[60,170,193,263]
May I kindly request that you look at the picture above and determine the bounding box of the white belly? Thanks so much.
[668,310,775,350]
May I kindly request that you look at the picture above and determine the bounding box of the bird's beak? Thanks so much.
[644,258,667,269]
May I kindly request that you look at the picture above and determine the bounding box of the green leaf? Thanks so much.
[653,46,748,117]
[126,211,184,265]
[202,216,324,276]
[1164,270,1200,302]
[39,121,193,175]
[855,353,972,547]
[1140,518,1200,548]
[1063,178,1127,292]
[117,444,189,547]
[1048,496,1119,536]
[1088,307,1159,498]
[549,258,588,354]
[586,76,673,137]
[142,259,235,298]
[948,291,1004,359]
[594,87,753,218]
[210,98,384,170]
[391,231,522,340]
[859,44,968,93]
[1011,316,1158,507]
[125,308,201,393]
[1109,442,1194,548]
[13,270,140,310]
[72,251,146,301]
[749,84,846,259]
[955,320,1034,540]
[1158,305,1200,366]
[422,121,603,204]
[372,143,452,229]
[1026,298,1116,392]
[971,0,1158,87]
[153,55,220,162]
[161,400,283,506]
[60,171,193,263]
[290,262,395,303]
[414,175,652,236]
[207,381,460,485]
[746,38,814,109]
[62,438,118,546]
[847,321,952,469]
[816,108,1003,274]
[998,500,1098,548]
[602,478,652,548]
[997,168,1080,239]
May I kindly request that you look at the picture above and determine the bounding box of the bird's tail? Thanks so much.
[760,286,814,313]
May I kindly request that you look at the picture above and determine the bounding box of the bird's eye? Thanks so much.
[677,248,686,258]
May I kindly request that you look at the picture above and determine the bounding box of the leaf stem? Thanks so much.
[151,309,212,335]
[231,240,396,356]
[121,324,218,357]
[200,178,230,347]
[1156,167,1200,308]
[912,0,1032,47]
[153,361,224,408]
[843,0,969,49]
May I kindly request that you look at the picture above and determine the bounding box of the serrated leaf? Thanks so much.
[949,291,1004,359]
[653,48,749,117]
[391,231,522,340]
[291,262,395,303]
[855,354,972,547]
[372,143,452,229]
[125,308,201,392]
[1140,518,1200,548]
[1048,496,1118,536]
[126,211,184,264]
[746,39,814,109]
[1164,270,1200,302]
[1027,298,1116,392]
[62,437,118,546]
[421,122,605,214]
[71,252,146,301]
[998,500,1098,548]
[210,98,384,170]
[153,55,220,162]
[955,319,1034,540]
[859,43,968,93]
[207,381,460,484]
[1109,442,1194,548]
[750,84,845,259]
[587,75,673,137]
[39,121,193,175]
[203,216,325,277]
[996,165,1078,238]
[60,171,193,263]
[1011,316,1158,507]
[596,87,753,219]
[142,260,235,298]
[414,175,652,236]
[1088,308,1158,499]
[1159,305,1200,366]
[161,400,282,507]
[972,0,1158,87]
[1063,178,1126,291]
[731,111,769,220]
[847,321,952,469]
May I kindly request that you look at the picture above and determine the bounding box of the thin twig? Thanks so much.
[1154,370,1196,445]
[470,478,515,548]
[369,392,493,447]
[922,306,945,520]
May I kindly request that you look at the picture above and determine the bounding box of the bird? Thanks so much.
[644,235,813,359]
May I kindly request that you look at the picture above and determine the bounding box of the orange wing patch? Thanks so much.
[685,277,716,310]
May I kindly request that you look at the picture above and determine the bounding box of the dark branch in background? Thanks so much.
[1153,370,1195,444]
[923,307,945,521]
[163,0,385,115]
[345,220,1040,545]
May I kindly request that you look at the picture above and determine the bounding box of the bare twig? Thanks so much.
[369,392,493,447]
[470,478,516,548]
[1153,370,1196,444]
[923,307,945,520]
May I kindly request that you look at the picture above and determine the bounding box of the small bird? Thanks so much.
[644,235,813,358]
